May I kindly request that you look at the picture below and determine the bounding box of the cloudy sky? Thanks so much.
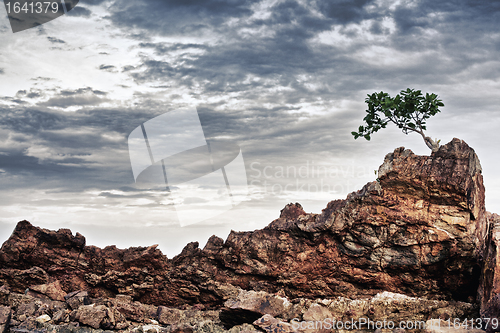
[0,0,499,257]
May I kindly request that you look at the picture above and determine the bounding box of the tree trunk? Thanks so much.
[424,136,440,152]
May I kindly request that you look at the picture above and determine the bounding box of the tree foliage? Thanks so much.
[351,88,444,151]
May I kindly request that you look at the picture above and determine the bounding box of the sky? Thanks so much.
[0,0,499,257]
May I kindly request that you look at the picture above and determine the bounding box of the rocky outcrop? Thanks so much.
[0,138,487,308]
[0,138,494,329]
[0,222,168,303]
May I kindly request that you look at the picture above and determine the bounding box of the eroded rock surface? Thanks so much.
[0,139,488,310]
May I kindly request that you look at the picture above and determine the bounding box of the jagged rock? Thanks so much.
[69,304,109,329]
[253,314,297,333]
[30,280,67,301]
[0,222,167,303]
[65,290,89,310]
[0,305,12,333]
[0,139,490,311]
[157,306,183,325]
[302,303,332,322]
[223,289,291,318]
[114,299,146,322]
[0,267,48,292]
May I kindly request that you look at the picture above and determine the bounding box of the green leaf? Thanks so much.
[356,88,442,148]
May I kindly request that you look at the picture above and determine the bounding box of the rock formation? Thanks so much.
[478,212,500,332]
[0,138,497,333]
[0,281,481,333]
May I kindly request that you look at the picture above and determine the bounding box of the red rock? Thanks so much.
[157,306,183,325]
[65,290,89,310]
[223,290,290,318]
[0,267,48,292]
[478,212,500,331]
[113,300,145,322]
[0,139,490,309]
[169,323,194,333]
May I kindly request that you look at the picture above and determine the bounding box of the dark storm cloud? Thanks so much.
[16,89,44,99]
[60,87,107,96]
[392,0,500,34]
[0,69,4,75]
[0,108,63,133]
[127,0,342,99]
[0,107,157,142]
[212,107,358,157]
[40,95,108,108]
[4,0,500,207]
[66,6,92,17]
[31,77,53,82]
[316,0,375,24]
[98,64,117,72]
[120,0,500,110]
[138,42,208,55]
[47,37,65,44]
[0,102,158,192]
[107,0,254,34]
[36,88,109,108]
[0,151,93,180]
[0,97,27,105]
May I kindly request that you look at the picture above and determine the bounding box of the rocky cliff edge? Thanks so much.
[1,138,499,332]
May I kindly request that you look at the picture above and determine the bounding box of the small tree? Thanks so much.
[351,88,444,152]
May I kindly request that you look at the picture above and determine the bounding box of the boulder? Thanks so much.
[223,289,291,318]
[253,314,297,333]
[0,306,11,333]
[65,290,89,310]
[69,304,108,329]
